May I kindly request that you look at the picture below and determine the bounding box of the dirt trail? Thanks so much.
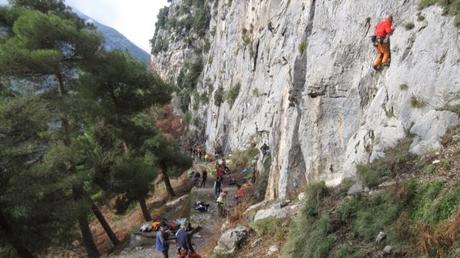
[114,166,238,258]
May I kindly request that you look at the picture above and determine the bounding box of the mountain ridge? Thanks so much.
[74,9,150,65]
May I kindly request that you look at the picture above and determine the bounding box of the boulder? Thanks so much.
[383,245,393,254]
[298,192,306,201]
[267,245,279,255]
[213,225,250,256]
[347,182,364,195]
[254,202,299,221]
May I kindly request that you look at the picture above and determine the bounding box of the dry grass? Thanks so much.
[414,211,460,257]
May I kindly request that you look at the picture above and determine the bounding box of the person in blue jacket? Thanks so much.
[156,224,169,258]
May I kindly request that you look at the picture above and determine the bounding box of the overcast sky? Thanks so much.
[0,0,169,53]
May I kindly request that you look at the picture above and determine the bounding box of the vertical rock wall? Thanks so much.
[151,0,460,200]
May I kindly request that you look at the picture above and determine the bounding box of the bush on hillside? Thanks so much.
[358,138,416,188]
[225,83,241,107]
[419,0,460,27]
[214,85,224,107]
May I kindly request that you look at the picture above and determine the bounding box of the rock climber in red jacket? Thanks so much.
[373,15,395,70]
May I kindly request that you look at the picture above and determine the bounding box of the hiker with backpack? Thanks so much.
[372,15,395,70]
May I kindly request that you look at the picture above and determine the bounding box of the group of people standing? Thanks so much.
[155,221,200,258]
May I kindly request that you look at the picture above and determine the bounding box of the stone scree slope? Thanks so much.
[151,0,460,200]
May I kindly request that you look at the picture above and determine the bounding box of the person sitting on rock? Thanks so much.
[372,15,395,70]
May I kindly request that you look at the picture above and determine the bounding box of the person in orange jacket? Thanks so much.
[373,15,395,70]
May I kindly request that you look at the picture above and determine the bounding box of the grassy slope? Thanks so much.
[282,125,460,258]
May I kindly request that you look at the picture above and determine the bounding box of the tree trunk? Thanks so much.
[56,73,100,256]
[88,198,120,246]
[0,209,35,258]
[138,196,152,221]
[73,186,100,258]
[77,214,100,258]
[161,168,176,197]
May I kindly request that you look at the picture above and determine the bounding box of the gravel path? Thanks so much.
[114,175,237,258]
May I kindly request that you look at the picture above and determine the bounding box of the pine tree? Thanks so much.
[0,96,78,258]
[78,50,179,219]
[0,5,111,257]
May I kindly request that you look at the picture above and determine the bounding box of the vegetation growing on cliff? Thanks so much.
[419,0,460,26]
[282,126,460,258]
[151,0,212,54]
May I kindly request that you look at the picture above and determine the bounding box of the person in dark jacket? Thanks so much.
[200,169,207,187]
[175,222,194,254]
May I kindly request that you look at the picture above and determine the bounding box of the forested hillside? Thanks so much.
[0,1,190,257]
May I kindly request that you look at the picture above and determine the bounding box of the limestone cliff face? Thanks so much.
[151,0,460,200]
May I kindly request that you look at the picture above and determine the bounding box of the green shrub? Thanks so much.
[411,96,427,108]
[192,116,201,128]
[214,85,224,107]
[225,83,241,107]
[352,193,401,241]
[357,160,389,188]
[411,181,443,223]
[199,92,209,104]
[455,14,460,27]
[419,0,460,27]
[282,212,334,258]
[175,59,204,111]
[229,145,258,171]
[417,12,426,21]
[304,181,329,208]
[405,22,415,30]
[443,104,460,116]
[411,182,460,224]
[183,111,192,125]
[252,88,259,97]
[298,41,307,55]
[400,83,409,90]
[252,217,285,235]
[337,196,360,222]
[358,139,415,188]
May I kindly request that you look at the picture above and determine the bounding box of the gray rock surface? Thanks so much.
[267,245,279,255]
[254,202,299,221]
[152,0,460,200]
[348,182,364,195]
[213,225,250,256]
[383,245,393,254]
